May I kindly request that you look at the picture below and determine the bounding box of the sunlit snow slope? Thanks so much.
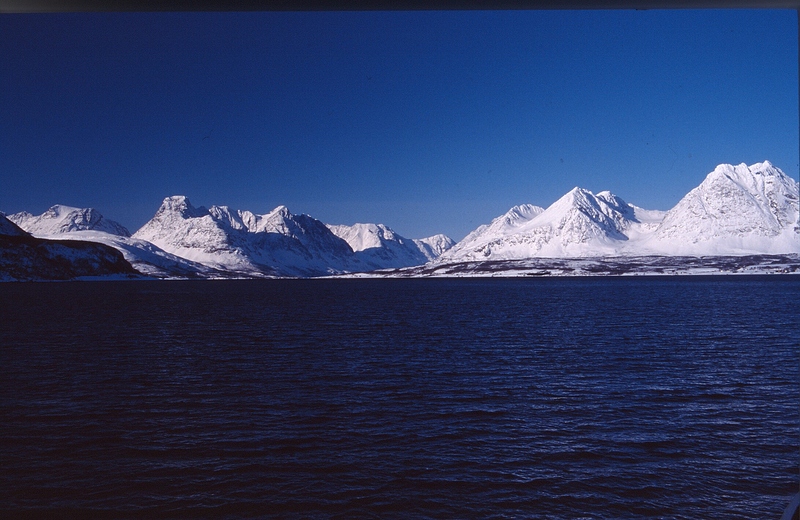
[440,161,798,262]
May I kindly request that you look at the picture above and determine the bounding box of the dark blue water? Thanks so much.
[1,277,797,518]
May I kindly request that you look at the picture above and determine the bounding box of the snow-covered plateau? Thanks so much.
[2,161,798,280]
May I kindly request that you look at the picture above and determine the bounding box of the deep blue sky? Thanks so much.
[1,10,797,240]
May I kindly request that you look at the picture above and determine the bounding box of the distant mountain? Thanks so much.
[6,198,455,278]
[327,222,453,269]
[413,234,456,261]
[644,161,799,255]
[9,205,215,278]
[438,190,645,261]
[3,161,797,280]
[9,205,130,237]
[442,204,545,261]
[132,196,360,277]
[438,161,799,263]
[0,214,137,281]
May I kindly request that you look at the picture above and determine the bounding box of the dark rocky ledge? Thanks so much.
[0,234,140,281]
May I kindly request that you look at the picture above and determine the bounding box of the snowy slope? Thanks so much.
[51,230,223,279]
[326,222,452,269]
[439,161,799,262]
[413,234,456,261]
[8,203,214,278]
[9,205,130,236]
[439,190,643,261]
[440,204,545,260]
[644,161,799,254]
[133,196,360,277]
[0,217,138,281]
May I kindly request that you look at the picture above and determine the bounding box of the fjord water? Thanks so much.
[1,277,797,518]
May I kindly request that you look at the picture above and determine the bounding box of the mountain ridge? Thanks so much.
[3,161,798,279]
[439,161,798,263]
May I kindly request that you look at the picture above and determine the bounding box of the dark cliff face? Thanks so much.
[0,234,139,281]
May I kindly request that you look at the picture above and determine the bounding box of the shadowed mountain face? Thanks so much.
[0,215,138,281]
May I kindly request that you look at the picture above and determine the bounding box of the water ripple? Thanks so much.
[0,277,797,518]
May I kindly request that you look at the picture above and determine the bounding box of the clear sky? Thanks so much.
[1,9,797,241]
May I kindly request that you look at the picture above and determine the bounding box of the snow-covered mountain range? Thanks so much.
[3,161,798,279]
[8,197,454,278]
[131,196,359,277]
[437,160,798,263]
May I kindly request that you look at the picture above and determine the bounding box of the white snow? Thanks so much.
[326,222,453,268]
[640,161,800,255]
[440,161,799,263]
[41,230,222,278]
[9,205,130,236]
[413,234,456,261]
[132,196,360,277]
[4,161,798,279]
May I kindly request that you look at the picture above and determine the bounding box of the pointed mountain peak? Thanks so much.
[157,196,206,219]
[653,160,799,250]
[704,161,794,191]
[504,203,545,222]
[267,205,292,219]
[550,186,597,210]
[756,159,773,169]
[44,204,81,218]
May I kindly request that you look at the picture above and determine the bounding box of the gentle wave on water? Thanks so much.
[1,277,798,518]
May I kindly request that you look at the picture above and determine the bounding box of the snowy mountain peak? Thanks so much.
[327,223,400,252]
[269,205,291,217]
[328,222,433,269]
[539,187,634,230]
[255,205,299,235]
[647,161,798,254]
[133,198,361,277]
[413,234,456,261]
[156,195,207,219]
[8,205,130,237]
[505,203,545,222]
[707,161,786,190]
[440,187,642,262]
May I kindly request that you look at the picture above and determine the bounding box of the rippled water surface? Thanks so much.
[1,277,798,518]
